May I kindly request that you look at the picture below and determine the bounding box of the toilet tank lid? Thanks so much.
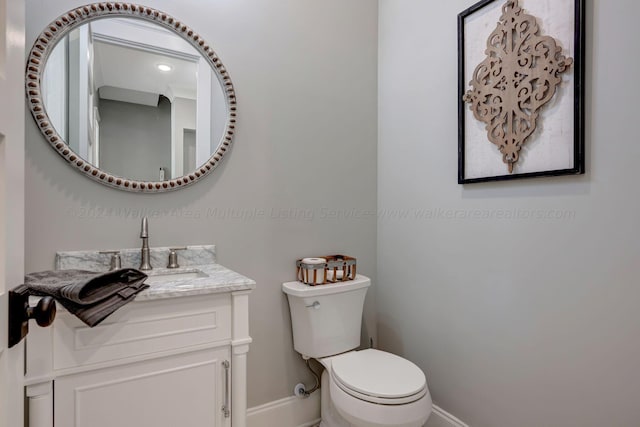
[282,275,370,297]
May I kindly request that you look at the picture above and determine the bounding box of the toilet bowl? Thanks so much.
[282,275,432,427]
[321,349,432,427]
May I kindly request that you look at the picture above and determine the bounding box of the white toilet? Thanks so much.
[283,275,432,427]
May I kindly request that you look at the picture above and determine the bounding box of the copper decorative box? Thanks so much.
[296,255,357,286]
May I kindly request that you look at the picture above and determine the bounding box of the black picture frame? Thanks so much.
[458,0,585,184]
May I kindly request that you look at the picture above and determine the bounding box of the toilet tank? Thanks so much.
[282,275,371,359]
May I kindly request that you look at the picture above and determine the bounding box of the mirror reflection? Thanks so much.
[42,17,227,182]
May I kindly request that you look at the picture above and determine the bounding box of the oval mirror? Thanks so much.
[27,4,236,192]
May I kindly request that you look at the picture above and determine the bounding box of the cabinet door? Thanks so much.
[54,347,231,427]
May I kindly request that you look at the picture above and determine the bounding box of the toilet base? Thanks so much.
[320,371,352,427]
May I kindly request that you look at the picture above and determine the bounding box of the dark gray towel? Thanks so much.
[24,269,149,327]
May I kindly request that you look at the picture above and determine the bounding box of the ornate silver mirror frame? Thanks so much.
[26,3,237,192]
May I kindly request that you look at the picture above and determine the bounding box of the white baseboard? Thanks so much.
[426,405,469,427]
[247,393,321,427]
[247,393,468,427]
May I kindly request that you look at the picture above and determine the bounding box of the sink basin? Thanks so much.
[144,268,209,284]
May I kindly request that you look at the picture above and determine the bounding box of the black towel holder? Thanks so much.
[8,285,56,348]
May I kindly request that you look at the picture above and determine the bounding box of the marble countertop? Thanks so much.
[136,263,256,301]
[55,245,256,301]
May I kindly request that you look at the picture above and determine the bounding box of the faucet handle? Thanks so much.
[99,251,122,271]
[167,247,187,269]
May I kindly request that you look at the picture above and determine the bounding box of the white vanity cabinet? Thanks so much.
[54,346,231,427]
[25,288,253,427]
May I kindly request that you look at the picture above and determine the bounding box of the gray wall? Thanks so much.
[25,0,378,407]
[378,0,640,426]
[99,98,172,182]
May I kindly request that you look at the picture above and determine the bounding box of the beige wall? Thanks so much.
[378,0,640,426]
[25,0,378,407]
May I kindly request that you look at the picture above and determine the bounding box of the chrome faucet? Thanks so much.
[139,217,152,270]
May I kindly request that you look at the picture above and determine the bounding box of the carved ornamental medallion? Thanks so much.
[463,0,573,173]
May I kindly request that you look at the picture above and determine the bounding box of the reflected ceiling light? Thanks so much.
[157,64,173,72]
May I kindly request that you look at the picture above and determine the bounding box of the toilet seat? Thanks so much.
[329,349,427,405]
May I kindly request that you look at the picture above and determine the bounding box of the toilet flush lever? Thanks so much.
[306,301,320,309]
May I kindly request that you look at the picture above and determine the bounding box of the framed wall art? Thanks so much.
[458,0,585,184]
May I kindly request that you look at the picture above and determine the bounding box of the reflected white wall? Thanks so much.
[41,39,68,141]
[171,97,197,178]
[67,26,91,159]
